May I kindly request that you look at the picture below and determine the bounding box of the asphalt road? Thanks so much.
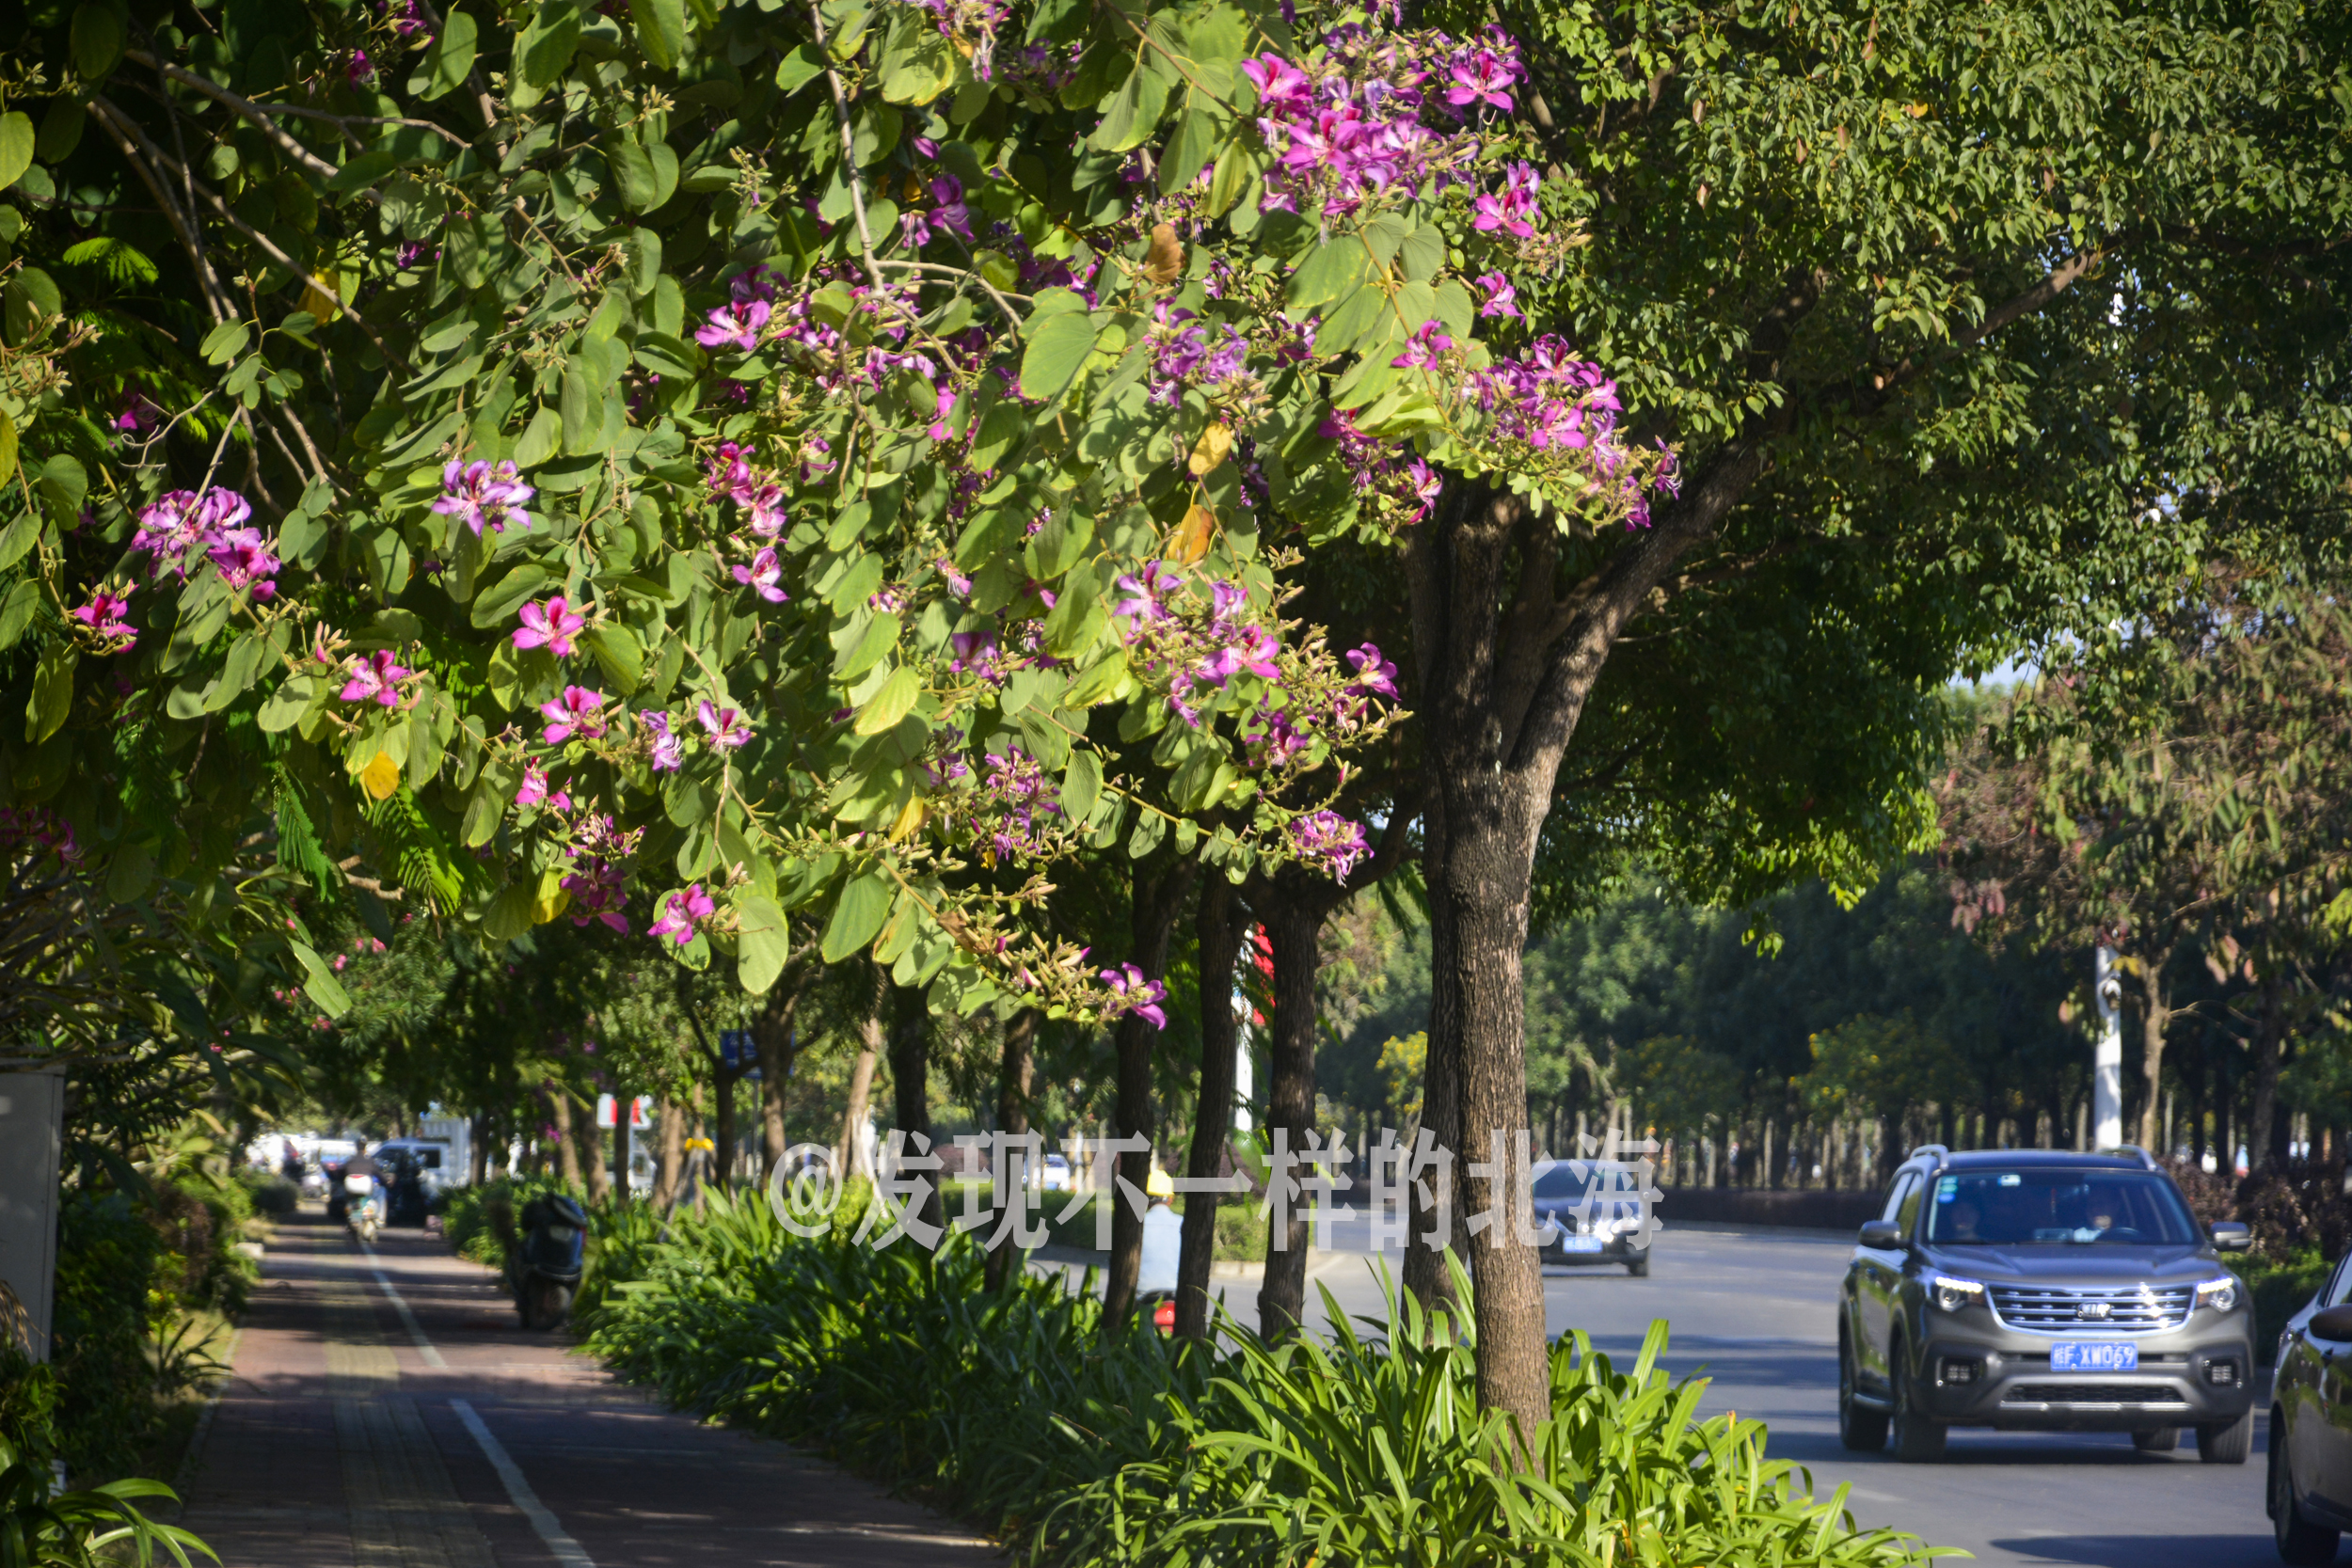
[1180,1217,2281,1568]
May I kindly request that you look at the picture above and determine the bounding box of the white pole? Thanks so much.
[2093,945,2124,1149]
[1232,999,1255,1133]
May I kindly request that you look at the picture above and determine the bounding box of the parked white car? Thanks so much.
[1041,1152,1073,1192]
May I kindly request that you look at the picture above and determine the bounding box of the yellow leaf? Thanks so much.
[300,269,342,323]
[1187,422,1232,477]
[1143,222,1184,286]
[358,751,401,800]
[1171,503,1216,565]
[888,793,927,842]
[532,884,572,925]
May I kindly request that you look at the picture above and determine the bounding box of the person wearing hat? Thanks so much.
[1137,1164,1183,1296]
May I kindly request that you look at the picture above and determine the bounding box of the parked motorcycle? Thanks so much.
[501,1195,588,1330]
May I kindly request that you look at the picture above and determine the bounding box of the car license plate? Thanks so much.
[1560,1236,1604,1253]
[2050,1341,2137,1371]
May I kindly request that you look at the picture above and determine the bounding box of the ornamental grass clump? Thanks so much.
[576,1190,1943,1568]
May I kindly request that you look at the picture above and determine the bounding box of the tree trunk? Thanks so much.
[2250,981,2287,1175]
[612,1092,631,1203]
[836,1004,882,1180]
[469,1113,491,1185]
[1104,858,1196,1329]
[2135,957,2172,1153]
[652,1099,685,1209]
[551,1090,581,1186]
[889,981,944,1239]
[1256,884,1326,1339]
[1177,879,1245,1340]
[755,980,804,1174]
[985,1008,1039,1294]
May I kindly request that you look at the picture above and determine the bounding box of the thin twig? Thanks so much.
[123,50,343,182]
[84,101,231,325]
[804,2,889,292]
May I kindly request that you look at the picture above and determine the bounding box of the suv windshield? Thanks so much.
[1923,1168,2200,1245]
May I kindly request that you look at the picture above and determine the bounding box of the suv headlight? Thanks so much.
[2196,1276,2240,1312]
[1931,1275,1986,1312]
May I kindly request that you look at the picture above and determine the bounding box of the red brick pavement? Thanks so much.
[177,1208,1004,1568]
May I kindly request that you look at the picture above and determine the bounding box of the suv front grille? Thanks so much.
[2004,1383,2187,1405]
[1988,1283,2193,1332]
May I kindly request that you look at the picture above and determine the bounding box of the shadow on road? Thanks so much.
[1982,1533,2278,1568]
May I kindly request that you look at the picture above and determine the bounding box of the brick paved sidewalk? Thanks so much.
[177,1207,1001,1568]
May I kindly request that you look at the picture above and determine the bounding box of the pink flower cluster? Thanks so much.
[1289,808,1371,880]
[1114,571,1284,727]
[961,746,1062,864]
[432,460,534,536]
[339,650,411,708]
[1239,24,1522,219]
[1100,962,1168,1030]
[0,804,80,865]
[1147,307,1251,405]
[1465,338,1680,526]
[563,858,629,932]
[70,589,137,648]
[513,595,585,657]
[648,883,718,945]
[696,269,775,353]
[131,489,279,597]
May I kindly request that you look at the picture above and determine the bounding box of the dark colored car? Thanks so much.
[1836,1145,2254,1463]
[2267,1252,2352,1562]
[1533,1158,1650,1276]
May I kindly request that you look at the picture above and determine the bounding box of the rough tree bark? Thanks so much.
[1255,881,1327,1338]
[1103,857,1196,1329]
[2249,978,2289,1173]
[551,1089,581,1187]
[889,980,944,1238]
[652,1099,685,1209]
[1176,878,1246,1339]
[1397,420,1781,1444]
[2135,952,2176,1154]
[754,969,809,1174]
[985,1007,1040,1294]
[835,965,884,1179]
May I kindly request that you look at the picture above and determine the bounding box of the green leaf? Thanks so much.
[774,43,825,93]
[0,406,15,486]
[0,510,36,574]
[419,8,479,100]
[206,631,267,712]
[326,150,400,195]
[0,579,39,651]
[25,641,73,742]
[257,673,320,733]
[853,664,920,735]
[1287,240,1366,310]
[628,0,686,68]
[70,5,126,79]
[1089,61,1172,152]
[35,96,84,163]
[1158,105,1223,196]
[199,320,252,367]
[877,7,957,103]
[585,623,644,693]
[513,0,583,102]
[1060,750,1102,823]
[735,892,789,992]
[513,404,562,468]
[288,940,354,1018]
[0,114,34,193]
[834,611,900,679]
[470,562,552,628]
[1019,309,1100,403]
[820,871,893,962]
[561,359,599,453]
[605,134,660,212]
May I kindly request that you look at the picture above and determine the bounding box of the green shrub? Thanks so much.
[232,1171,299,1218]
[0,1350,211,1567]
[579,1193,1944,1568]
[2228,1246,2330,1365]
[50,1195,166,1479]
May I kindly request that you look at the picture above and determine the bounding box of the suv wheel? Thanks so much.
[2130,1426,2180,1452]
[1626,1256,1649,1278]
[1837,1330,1888,1452]
[2198,1410,2252,1465]
[2272,1415,2340,1564]
[1887,1338,1946,1463]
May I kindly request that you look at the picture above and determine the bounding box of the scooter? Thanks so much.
[504,1195,589,1330]
[344,1171,382,1244]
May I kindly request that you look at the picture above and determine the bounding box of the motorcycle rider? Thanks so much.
[340,1142,386,1234]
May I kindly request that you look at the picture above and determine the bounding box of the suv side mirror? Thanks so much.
[2211,1220,2252,1253]
[1858,1219,1904,1248]
[2312,1304,2352,1342]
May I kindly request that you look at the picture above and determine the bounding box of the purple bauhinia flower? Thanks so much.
[513,594,586,657]
[432,459,535,536]
[339,650,410,707]
[538,685,608,744]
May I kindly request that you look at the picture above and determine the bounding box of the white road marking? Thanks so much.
[357,1240,448,1368]
[453,1399,597,1568]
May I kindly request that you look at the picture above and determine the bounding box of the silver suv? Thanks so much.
[1836,1146,2255,1462]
